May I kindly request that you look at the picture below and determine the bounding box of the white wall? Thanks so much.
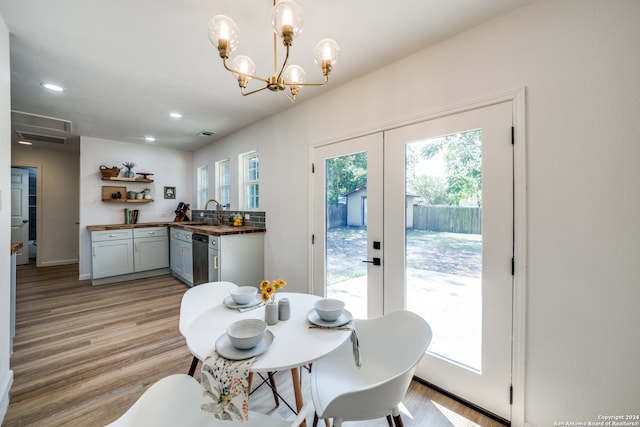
[194,1,640,425]
[78,136,193,279]
[11,145,80,266]
[0,14,12,423]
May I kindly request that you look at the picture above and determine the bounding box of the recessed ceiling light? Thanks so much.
[18,140,33,145]
[41,82,64,92]
[145,136,156,142]
[169,112,182,119]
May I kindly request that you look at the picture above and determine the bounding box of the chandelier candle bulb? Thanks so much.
[220,22,228,41]
[209,14,239,58]
[282,9,293,26]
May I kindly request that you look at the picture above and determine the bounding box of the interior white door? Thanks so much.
[11,168,30,265]
[384,101,514,420]
[311,133,384,319]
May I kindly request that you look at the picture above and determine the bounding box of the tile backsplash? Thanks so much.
[191,209,266,228]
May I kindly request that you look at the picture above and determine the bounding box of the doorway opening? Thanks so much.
[12,166,38,264]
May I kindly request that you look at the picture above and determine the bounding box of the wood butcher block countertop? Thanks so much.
[11,242,23,255]
[86,222,266,236]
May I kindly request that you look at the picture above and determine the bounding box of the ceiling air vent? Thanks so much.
[16,131,68,145]
[198,130,216,137]
[12,110,72,137]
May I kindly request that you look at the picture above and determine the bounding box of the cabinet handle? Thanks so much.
[148,231,155,235]
[134,243,138,252]
[214,255,218,270]
[93,247,96,257]
[180,245,183,256]
[109,234,118,238]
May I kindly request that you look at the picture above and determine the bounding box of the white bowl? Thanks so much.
[226,319,267,350]
[229,286,258,305]
[314,298,345,322]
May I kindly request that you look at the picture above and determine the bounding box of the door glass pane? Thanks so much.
[405,129,482,371]
[325,152,368,319]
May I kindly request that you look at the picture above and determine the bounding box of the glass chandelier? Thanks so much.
[208,0,340,103]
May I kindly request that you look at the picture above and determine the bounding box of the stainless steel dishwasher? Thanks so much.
[192,233,209,286]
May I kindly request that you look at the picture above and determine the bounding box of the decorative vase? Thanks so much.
[265,301,279,325]
[123,168,135,178]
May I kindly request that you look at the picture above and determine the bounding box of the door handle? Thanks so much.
[362,257,381,266]
[23,219,29,223]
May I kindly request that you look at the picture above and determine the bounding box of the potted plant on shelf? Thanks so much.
[122,162,136,178]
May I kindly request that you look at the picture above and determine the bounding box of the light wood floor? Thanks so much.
[4,263,506,427]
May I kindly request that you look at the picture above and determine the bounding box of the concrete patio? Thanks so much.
[328,268,481,371]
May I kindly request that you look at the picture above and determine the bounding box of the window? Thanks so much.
[196,166,209,209]
[241,151,259,209]
[216,159,230,208]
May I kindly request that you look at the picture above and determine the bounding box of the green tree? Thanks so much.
[420,130,482,206]
[326,152,367,204]
[408,175,449,205]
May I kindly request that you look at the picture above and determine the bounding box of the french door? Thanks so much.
[311,133,384,319]
[385,101,513,420]
[312,101,514,419]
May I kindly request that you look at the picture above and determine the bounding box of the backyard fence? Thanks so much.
[412,205,481,234]
[327,204,347,228]
[328,203,481,234]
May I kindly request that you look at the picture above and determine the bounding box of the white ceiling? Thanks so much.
[0,0,535,152]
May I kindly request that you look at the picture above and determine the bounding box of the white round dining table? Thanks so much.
[184,292,351,425]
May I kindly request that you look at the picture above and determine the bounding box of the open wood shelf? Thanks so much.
[102,185,154,203]
[102,199,154,203]
[102,177,154,183]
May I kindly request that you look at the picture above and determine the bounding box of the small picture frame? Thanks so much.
[164,186,176,199]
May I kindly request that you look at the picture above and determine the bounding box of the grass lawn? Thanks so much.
[326,227,481,285]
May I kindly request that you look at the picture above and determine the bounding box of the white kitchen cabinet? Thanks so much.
[170,229,193,286]
[90,226,170,285]
[208,232,264,286]
[134,227,169,272]
[91,229,134,279]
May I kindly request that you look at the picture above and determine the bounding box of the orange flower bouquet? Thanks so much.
[260,278,287,303]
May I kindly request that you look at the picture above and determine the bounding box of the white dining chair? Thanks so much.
[310,310,432,427]
[105,374,308,427]
[179,281,280,406]
[179,281,239,376]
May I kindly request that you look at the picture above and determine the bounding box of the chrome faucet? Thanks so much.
[205,199,222,224]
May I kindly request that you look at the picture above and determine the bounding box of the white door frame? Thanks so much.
[308,88,526,424]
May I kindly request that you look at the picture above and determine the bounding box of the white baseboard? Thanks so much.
[38,258,78,267]
[79,273,91,281]
[0,370,14,424]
